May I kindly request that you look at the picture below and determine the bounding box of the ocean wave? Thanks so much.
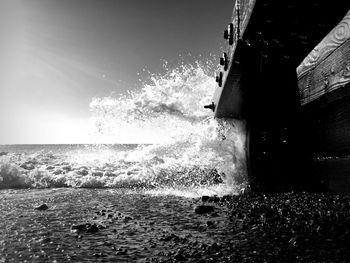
[0,153,223,190]
[0,59,247,194]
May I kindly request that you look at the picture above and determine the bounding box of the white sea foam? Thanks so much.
[0,59,247,196]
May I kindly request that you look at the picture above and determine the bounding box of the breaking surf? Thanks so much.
[0,59,247,197]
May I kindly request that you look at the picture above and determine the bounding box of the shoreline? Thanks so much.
[1,189,350,262]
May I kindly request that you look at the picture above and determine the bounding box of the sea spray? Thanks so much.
[0,60,248,195]
[89,59,248,191]
[89,61,217,144]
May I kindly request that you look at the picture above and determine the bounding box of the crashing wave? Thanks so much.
[0,59,247,195]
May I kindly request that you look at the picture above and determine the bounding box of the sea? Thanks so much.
[0,60,248,197]
[0,60,249,262]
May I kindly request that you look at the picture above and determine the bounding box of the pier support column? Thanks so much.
[240,38,317,192]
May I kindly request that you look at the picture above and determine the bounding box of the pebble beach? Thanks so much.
[1,188,350,262]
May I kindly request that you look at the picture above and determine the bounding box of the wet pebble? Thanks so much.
[201,196,211,202]
[35,203,49,211]
[174,248,187,261]
[86,224,99,233]
[201,195,220,203]
[93,252,105,257]
[71,223,99,233]
[194,205,214,214]
[40,237,51,243]
[123,215,133,221]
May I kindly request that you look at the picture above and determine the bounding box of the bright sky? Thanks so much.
[0,0,233,144]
